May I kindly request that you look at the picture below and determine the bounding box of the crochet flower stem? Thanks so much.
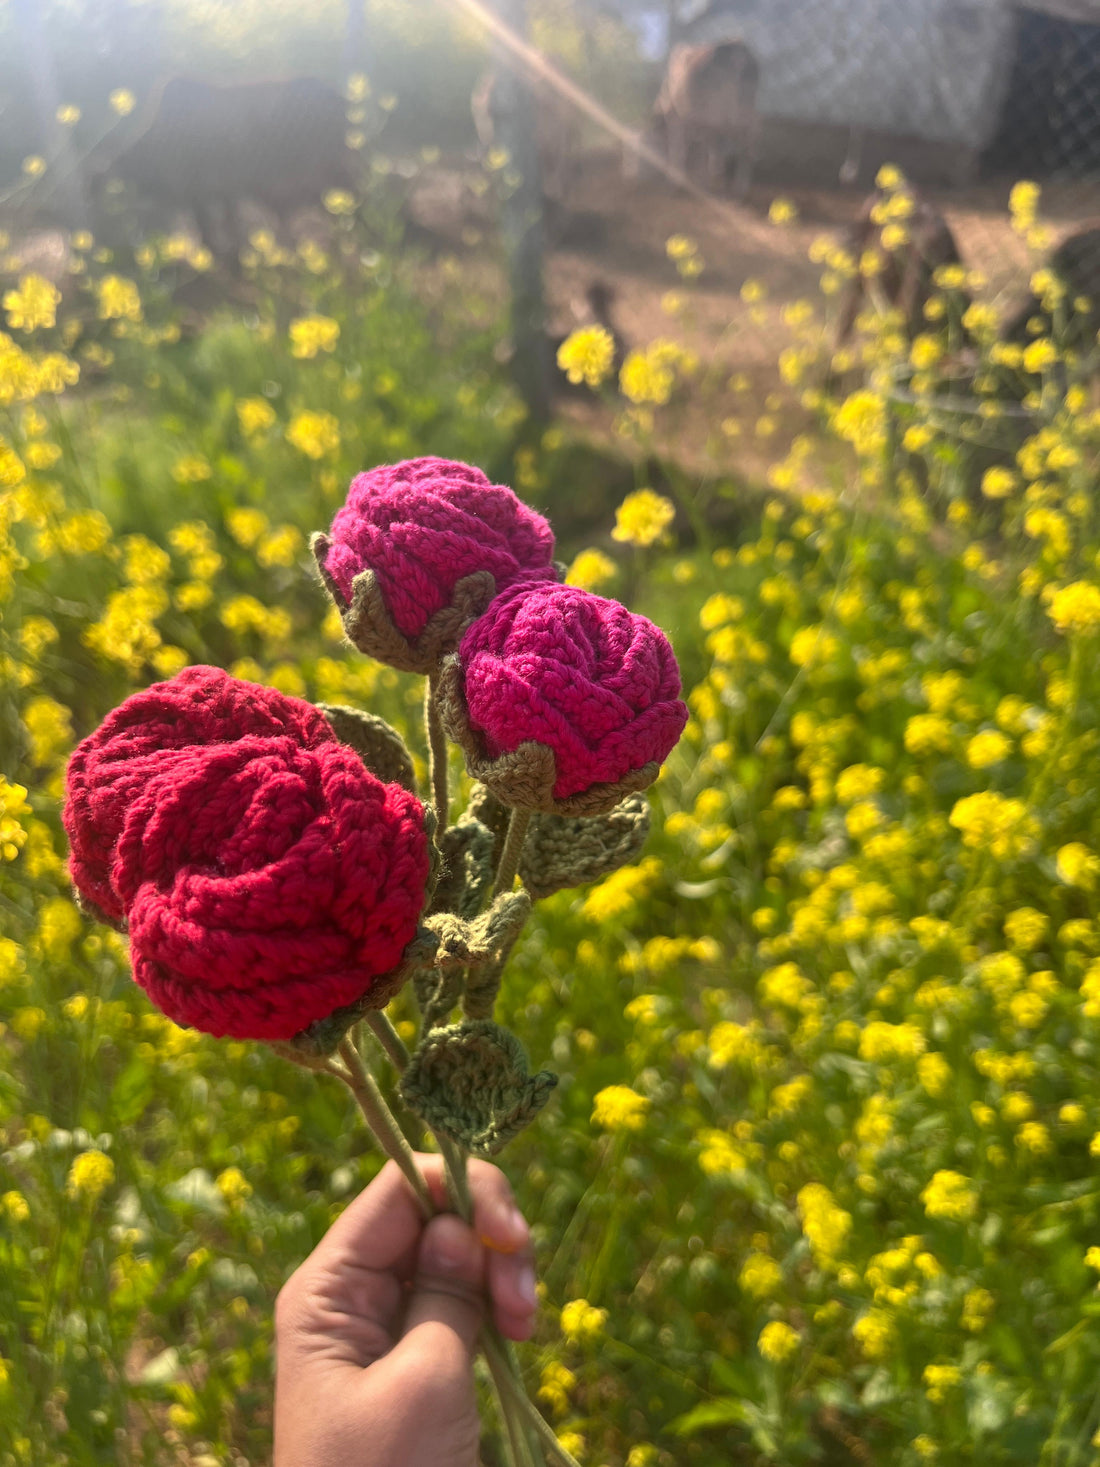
[492,808,532,899]
[425,674,450,826]
[361,1013,576,1467]
[335,1038,434,1219]
[364,1008,411,1069]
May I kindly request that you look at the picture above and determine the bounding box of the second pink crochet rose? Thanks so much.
[321,457,557,640]
[441,581,688,809]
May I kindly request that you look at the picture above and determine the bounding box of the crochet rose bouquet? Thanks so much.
[63,455,688,1467]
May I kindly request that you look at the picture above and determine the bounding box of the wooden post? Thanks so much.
[491,0,553,426]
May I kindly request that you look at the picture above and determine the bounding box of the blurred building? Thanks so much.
[661,0,1100,183]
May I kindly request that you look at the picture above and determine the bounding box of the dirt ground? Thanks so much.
[415,148,1098,484]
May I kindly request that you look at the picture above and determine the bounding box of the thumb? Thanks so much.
[400,1212,487,1359]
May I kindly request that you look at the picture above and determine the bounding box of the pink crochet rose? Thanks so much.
[315,457,557,671]
[438,582,688,813]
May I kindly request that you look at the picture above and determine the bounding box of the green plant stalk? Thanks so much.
[362,1014,553,1466]
[364,1008,411,1069]
[426,674,450,827]
[335,1037,433,1218]
[492,807,532,899]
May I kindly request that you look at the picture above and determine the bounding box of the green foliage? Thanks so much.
[4,137,1100,1467]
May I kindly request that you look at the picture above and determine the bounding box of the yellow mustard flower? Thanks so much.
[556,325,614,389]
[591,1084,649,1132]
[3,275,61,333]
[67,1149,115,1202]
[611,488,675,548]
[758,1321,799,1362]
[286,410,340,460]
[920,1169,977,1222]
[289,314,340,359]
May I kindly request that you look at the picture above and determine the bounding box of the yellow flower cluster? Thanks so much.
[611,489,675,548]
[556,326,614,388]
[0,779,30,861]
[236,396,276,436]
[798,1183,852,1268]
[289,314,340,359]
[96,275,143,323]
[948,792,1038,860]
[559,1297,608,1342]
[566,547,616,590]
[3,275,61,333]
[590,1084,649,1132]
[286,409,340,459]
[758,1320,800,1362]
[66,1148,115,1202]
[920,1169,977,1222]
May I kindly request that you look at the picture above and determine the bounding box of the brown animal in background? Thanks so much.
[471,68,580,209]
[833,186,965,350]
[655,41,760,197]
[1003,223,1100,354]
[89,76,354,257]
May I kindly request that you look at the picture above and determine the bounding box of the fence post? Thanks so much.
[490,0,553,425]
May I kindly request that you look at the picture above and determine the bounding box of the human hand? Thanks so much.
[273,1153,538,1467]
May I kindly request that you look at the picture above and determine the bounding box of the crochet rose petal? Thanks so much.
[323,457,557,640]
[456,582,689,802]
[63,670,431,1040]
[64,666,335,924]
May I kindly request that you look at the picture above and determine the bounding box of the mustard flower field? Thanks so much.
[3,130,1100,1467]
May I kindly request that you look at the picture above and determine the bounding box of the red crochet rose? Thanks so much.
[321,457,557,639]
[64,666,333,925]
[63,670,430,1041]
[442,582,688,808]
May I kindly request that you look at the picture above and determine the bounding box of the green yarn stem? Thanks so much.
[365,1009,411,1070]
[492,807,532,900]
[438,1130,474,1217]
[360,1016,542,1464]
[336,1037,433,1219]
[483,1331,582,1467]
[426,674,450,827]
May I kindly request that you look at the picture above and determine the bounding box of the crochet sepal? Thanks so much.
[429,816,496,919]
[398,1019,558,1157]
[414,891,531,1028]
[288,926,441,1058]
[436,654,660,816]
[518,794,651,900]
[312,531,496,675]
[318,703,417,793]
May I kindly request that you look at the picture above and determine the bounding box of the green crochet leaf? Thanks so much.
[318,704,417,793]
[518,794,651,900]
[399,1019,557,1157]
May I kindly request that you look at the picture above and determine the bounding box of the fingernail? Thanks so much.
[481,1203,528,1254]
[506,1204,528,1242]
[515,1263,538,1311]
[421,1215,478,1273]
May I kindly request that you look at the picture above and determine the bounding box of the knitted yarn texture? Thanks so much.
[455,582,689,801]
[64,665,334,925]
[322,457,557,639]
[64,668,430,1041]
